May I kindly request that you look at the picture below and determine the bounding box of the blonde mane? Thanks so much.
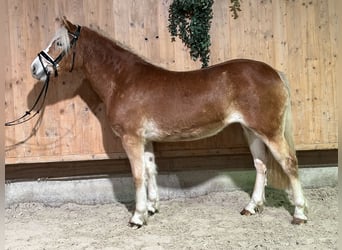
[50,26,71,53]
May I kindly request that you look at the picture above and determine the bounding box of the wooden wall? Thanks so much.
[5,0,338,165]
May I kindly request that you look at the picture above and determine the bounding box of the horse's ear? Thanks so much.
[60,16,76,31]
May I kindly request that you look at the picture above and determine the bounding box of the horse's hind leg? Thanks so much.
[241,128,268,216]
[144,142,160,215]
[267,137,308,224]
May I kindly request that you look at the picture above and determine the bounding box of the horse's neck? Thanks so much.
[79,27,138,106]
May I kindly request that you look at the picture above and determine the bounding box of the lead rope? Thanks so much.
[5,25,81,127]
[5,73,50,126]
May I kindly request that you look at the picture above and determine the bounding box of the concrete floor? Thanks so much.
[5,166,337,207]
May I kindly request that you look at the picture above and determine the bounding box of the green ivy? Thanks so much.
[168,0,242,68]
[229,0,242,19]
[168,0,214,68]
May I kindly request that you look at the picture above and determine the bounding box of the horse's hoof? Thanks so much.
[129,212,147,228]
[147,201,160,216]
[240,209,252,216]
[291,217,307,225]
[255,205,264,214]
[128,222,143,229]
[148,209,159,216]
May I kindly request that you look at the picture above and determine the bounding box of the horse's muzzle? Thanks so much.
[31,59,48,81]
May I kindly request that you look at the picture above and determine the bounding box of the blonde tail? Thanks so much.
[267,72,296,190]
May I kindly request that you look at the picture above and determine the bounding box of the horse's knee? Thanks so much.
[132,177,145,191]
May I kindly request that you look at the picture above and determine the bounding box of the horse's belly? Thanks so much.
[142,120,226,142]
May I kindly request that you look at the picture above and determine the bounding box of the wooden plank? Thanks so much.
[5,149,338,181]
[4,0,338,165]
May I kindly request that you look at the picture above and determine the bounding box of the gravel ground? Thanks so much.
[5,186,337,250]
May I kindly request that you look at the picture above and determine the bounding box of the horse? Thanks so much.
[30,17,307,228]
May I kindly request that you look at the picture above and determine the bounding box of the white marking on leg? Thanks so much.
[131,177,148,226]
[144,151,159,213]
[245,159,267,214]
[122,135,148,226]
[291,177,308,221]
[130,163,148,226]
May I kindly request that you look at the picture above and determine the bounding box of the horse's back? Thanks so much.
[110,58,288,140]
[139,58,287,114]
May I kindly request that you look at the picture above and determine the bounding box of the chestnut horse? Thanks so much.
[31,17,307,227]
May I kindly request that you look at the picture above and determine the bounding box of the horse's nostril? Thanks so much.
[32,65,36,74]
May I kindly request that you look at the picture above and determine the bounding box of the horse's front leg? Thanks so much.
[121,135,148,228]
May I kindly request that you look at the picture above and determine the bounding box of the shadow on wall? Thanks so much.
[5,70,118,153]
[8,68,292,215]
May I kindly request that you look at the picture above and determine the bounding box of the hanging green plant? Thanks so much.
[168,0,214,68]
[229,0,242,19]
[168,0,242,68]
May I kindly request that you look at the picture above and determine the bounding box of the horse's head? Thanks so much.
[31,17,81,81]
